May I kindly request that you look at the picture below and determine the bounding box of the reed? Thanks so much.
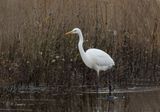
[0,0,159,88]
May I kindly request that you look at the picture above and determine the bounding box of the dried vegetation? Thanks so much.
[0,0,160,88]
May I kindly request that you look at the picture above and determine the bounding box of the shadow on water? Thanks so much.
[0,84,160,112]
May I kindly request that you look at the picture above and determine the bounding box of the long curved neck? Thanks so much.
[77,30,91,68]
[77,31,86,58]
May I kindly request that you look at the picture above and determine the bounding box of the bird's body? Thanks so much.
[65,28,115,112]
[84,48,114,75]
[65,28,115,76]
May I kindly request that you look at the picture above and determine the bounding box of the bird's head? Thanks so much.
[65,28,81,35]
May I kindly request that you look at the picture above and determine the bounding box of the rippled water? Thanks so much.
[0,84,160,112]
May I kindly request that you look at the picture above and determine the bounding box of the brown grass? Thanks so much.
[0,0,160,87]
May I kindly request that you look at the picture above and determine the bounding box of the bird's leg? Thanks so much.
[96,71,99,95]
[96,71,100,111]
[97,76,99,95]
[108,73,112,96]
[109,82,112,96]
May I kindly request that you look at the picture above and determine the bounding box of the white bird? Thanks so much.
[65,28,115,112]
[65,28,115,92]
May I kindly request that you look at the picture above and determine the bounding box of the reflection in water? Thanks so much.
[0,85,160,112]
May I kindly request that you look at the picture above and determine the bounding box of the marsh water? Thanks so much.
[0,84,160,112]
[0,0,160,112]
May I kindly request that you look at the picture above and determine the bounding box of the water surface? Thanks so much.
[0,84,160,112]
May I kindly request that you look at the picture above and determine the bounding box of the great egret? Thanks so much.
[65,28,115,111]
[65,28,115,93]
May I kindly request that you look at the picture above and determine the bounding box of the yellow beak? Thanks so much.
[65,31,73,35]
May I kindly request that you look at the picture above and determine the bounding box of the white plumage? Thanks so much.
[65,27,115,112]
[65,28,115,77]
[86,49,115,73]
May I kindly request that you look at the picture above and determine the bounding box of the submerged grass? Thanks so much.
[0,0,160,88]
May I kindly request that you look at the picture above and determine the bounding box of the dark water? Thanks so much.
[0,84,160,112]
